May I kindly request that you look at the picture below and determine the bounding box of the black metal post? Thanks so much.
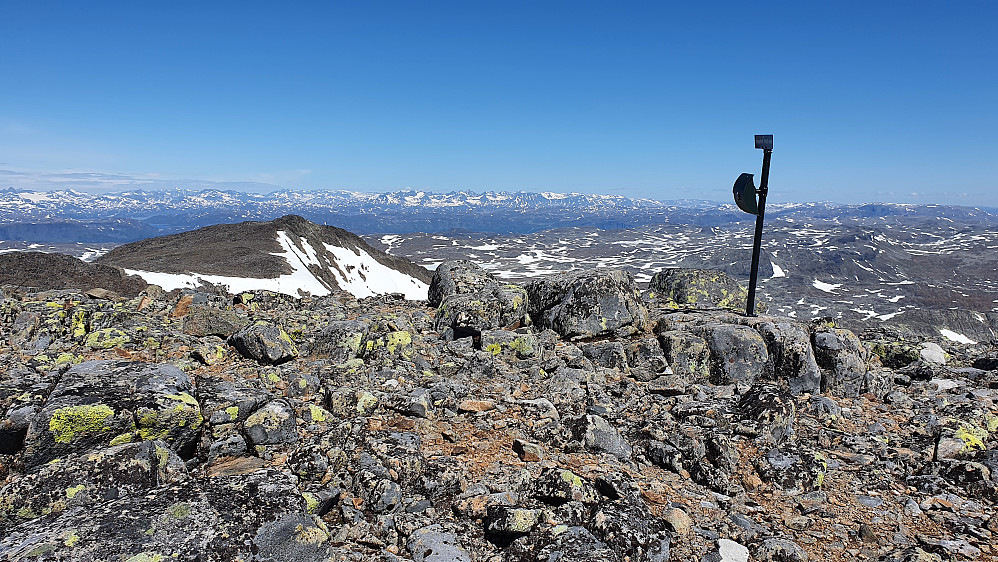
[745,148,771,316]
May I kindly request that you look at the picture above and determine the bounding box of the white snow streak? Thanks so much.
[771,262,786,278]
[813,279,841,293]
[940,329,976,344]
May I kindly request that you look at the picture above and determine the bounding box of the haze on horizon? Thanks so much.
[1,2,995,206]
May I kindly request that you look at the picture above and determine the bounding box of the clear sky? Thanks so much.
[1,1,996,206]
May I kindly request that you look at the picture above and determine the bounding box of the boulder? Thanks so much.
[0,440,186,531]
[812,326,868,397]
[229,322,298,364]
[22,360,204,468]
[657,330,711,383]
[526,269,647,339]
[434,283,530,337]
[571,414,632,461]
[181,306,248,338]
[702,324,770,388]
[647,268,748,311]
[427,260,497,308]
[737,383,797,445]
[755,443,827,494]
[755,320,821,394]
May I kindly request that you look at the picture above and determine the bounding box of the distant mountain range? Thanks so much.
[3,187,997,243]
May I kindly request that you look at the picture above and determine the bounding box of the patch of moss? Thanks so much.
[48,404,115,444]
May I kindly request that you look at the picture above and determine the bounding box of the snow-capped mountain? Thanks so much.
[96,215,431,300]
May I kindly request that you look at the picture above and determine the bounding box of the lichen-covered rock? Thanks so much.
[526,270,647,339]
[0,362,51,456]
[229,321,298,364]
[812,326,868,397]
[428,260,498,308]
[181,306,248,338]
[0,440,186,531]
[753,538,809,562]
[656,330,710,383]
[580,340,628,370]
[534,468,600,505]
[22,360,203,468]
[435,283,530,337]
[482,330,538,359]
[408,524,474,562]
[243,399,298,446]
[647,268,748,311]
[702,324,770,388]
[755,443,827,494]
[310,319,369,361]
[624,336,669,381]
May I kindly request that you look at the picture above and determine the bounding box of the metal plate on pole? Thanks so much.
[754,135,773,150]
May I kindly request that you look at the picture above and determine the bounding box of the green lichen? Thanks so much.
[84,327,131,349]
[64,531,80,547]
[225,405,239,421]
[485,343,502,356]
[71,309,88,338]
[559,469,583,487]
[813,452,828,488]
[55,352,82,365]
[356,391,378,415]
[295,524,328,544]
[125,554,166,562]
[303,492,320,513]
[110,432,135,445]
[509,337,533,357]
[17,505,37,519]
[167,502,191,519]
[308,404,327,423]
[48,404,115,444]
[65,484,86,499]
[955,424,988,453]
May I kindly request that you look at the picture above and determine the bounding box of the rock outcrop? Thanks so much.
[0,264,996,561]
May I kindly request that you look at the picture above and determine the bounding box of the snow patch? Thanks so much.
[322,243,428,300]
[940,329,976,345]
[813,279,841,293]
[771,262,786,278]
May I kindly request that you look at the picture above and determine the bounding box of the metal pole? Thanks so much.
[745,148,772,316]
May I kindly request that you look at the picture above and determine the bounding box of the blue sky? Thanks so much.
[1,1,995,205]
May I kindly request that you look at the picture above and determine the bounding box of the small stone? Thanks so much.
[704,538,749,562]
[663,507,692,535]
[512,439,544,462]
[457,399,495,413]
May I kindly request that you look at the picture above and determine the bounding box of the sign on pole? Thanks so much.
[732,134,773,316]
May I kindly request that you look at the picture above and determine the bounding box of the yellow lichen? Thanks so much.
[225,405,239,420]
[308,404,327,423]
[48,404,115,444]
[65,484,86,499]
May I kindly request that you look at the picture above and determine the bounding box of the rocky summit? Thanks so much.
[1,263,997,561]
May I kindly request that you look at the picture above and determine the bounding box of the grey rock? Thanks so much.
[703,324,770,388]
[408,524,473,562]
[229,322,298,364]
[571,414,632,461]
[181,306,248,338]
[243,399,298,446]
[22,360,203,468]
[526,269,647,339]
[657,330,711,383]
[427,260,497,308]
[754,538,809,561]
[756,320,821,394]
[813,327,868,397]
[647,268,748,311]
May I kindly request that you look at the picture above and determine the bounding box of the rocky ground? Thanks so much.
[1,264,996,561]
